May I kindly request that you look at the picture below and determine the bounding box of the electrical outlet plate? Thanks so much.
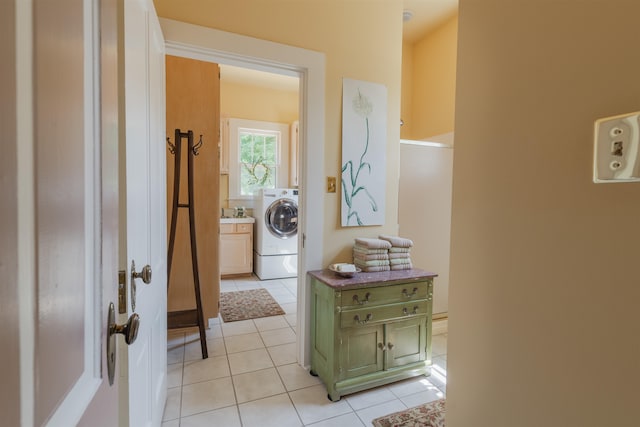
[593,111,640,183]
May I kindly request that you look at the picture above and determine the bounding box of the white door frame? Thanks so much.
[159,18,325,366]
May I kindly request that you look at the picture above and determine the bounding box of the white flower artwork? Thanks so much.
[341,78,387,226]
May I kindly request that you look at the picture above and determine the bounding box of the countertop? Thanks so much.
[220,216,255,224]
[308,268,437,290]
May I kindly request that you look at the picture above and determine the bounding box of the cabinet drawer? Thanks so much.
[220,223,235,234]
[340,300,429,328]
[236,223,253,233]
[341,282,429,308]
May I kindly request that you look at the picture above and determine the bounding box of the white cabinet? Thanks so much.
[220,221,253,276]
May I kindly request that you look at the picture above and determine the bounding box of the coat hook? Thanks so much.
[167,137,175,154]
[192,134,203,155]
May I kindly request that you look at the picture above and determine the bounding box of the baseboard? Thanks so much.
[432,317,448,336]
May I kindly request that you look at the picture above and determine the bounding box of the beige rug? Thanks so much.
[219,288,285,322]
[372,399,445,427]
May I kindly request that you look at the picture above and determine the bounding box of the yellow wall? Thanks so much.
[221,80,299,124]
[219,80,299,208]
[400,40,414,140]
[153,0,403,264]
[402,14,458,140]
[449,1,640,425]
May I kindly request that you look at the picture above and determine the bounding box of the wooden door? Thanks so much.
[385,317,427,369]
[339,325,385,380]
[166,55,221,320]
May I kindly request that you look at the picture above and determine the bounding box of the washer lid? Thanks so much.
[265,198,298,239]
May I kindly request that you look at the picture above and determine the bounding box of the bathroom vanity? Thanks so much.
[308,268,437,401]
[219,216,255,276]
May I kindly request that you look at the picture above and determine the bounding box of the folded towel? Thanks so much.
[379,235,413,248]
[390,258,412,265]
[359,265,391,272]
[353,253,389,262]
[391,263,412,271]
[388,252,411,259]
[353,245,389,255]
[389,247,411,253]
[354,259,390,267]
[354,237,392,250]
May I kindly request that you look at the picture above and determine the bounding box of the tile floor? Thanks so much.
[162,275,447,427]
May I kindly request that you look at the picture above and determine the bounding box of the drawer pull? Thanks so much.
[402,287,419,298]
[353,292,371,305]
[354,313,373,324]
[403,306,419,316]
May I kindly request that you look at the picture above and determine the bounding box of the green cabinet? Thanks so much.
[308,269,436,401]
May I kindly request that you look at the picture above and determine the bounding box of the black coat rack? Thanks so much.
[167,129,208,359]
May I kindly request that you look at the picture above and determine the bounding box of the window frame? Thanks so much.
[228,118,290,202]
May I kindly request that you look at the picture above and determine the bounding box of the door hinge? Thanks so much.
[118,270,127,314]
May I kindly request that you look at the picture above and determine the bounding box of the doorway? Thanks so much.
[161,18,325,366]
[218,64,301,336]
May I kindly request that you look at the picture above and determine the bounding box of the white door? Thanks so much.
[11,0,120,425]
[119,0,168,425]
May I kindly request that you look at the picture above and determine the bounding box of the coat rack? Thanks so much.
[167,129,208,359]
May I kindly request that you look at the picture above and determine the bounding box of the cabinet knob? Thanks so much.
[387,342,394,350]
[377,342,387,351]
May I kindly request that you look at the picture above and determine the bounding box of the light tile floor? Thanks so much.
[163,276,447,427]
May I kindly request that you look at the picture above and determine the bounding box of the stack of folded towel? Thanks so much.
[379,235,413,270]
[352,237,391,272]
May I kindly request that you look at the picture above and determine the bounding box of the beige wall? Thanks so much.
[219,80,299,208]
[449,1,640,425]
[1,0,20,425]
[400,40,414,140]
[153,0,403,264]
[402,14,458,140]
[221,80,298,124]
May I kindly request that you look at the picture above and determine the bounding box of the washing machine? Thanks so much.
[254,188,299,280]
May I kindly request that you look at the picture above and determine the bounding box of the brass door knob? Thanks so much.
[131,260,152,284]
[107,303,141,385]
[111,312,140,345]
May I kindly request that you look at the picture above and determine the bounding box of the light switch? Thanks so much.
[593,111,640,183]
[327,177,337,193]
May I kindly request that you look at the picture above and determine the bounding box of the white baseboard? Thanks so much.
[432,317,448,336]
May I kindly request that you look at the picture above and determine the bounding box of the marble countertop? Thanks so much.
[220,216,255,224]
[308,268,437,290]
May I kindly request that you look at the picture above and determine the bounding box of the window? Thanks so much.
[227,118,290,202]
[238,128,279,196]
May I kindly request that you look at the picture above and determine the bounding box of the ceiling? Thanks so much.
[220,0,458,90]
[402,0,458,43]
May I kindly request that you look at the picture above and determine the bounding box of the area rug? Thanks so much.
[372,399,445,427]
[219,288,285,322]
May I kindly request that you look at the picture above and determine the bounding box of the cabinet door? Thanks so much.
[339,325,384,380]
[220,233,252,275]
[385,317,426,369]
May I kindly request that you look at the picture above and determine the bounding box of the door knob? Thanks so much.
[107,303,141,385]
[111,312,140,345]
[131,260,152,284]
